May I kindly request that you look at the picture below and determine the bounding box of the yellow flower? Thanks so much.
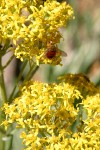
[0,0,74,65]
[2,74,100,149]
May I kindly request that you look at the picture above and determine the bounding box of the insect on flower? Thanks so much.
[45,41,67,59]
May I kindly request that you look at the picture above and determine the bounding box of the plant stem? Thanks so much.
[8,60,28,103]
[0,127,6,134]
[8,135,13,150]
[8,61,39,103]
[3,55,15,69]
[0,56,7,105]
[0,56,7,150]
[14,63,39,98]
[24,63,39,82]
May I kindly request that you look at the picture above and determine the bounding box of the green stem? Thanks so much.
[3,55,15,69]
[0,127,6,134]
[24,63,39,82]
[0,57,7,105]
[8,61,39,103]
[14,63,39,98]
[8,135,13,150]
[0,57,7,150]
[8,60,28,103]
[7,125,14,150]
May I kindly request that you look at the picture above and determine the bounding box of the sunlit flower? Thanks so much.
[0,0,74,65]
[2,74,100,149]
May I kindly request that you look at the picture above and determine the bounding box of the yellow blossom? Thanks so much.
[2,74,100,149]
[0,0,74,65]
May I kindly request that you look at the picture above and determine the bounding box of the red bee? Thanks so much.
[45,42,67,59]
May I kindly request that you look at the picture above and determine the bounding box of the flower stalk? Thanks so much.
[0,56,7,105]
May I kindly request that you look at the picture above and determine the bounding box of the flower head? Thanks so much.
[2,74,100,149]
[0,0,74,64]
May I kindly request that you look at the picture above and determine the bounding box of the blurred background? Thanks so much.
[1,0,100,149]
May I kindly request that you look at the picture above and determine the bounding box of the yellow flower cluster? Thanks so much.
[2,74,100,149]
[0,0,74,65]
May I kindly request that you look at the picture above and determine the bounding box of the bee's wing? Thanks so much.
[61,50,67,57]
